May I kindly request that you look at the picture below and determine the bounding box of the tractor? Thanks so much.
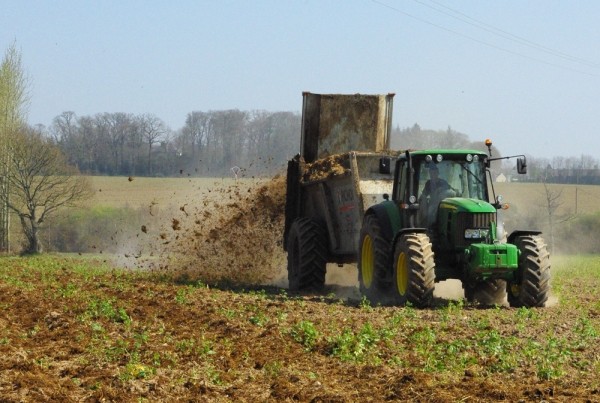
[359,141,550,307]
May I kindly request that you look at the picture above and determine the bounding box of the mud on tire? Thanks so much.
[392,232,435,307]
[358,214,392,304]
[287,218,327,291]
[508,235,551,307]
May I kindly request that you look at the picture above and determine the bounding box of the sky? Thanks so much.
[2,0,600,159]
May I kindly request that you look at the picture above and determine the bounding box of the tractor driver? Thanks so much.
[419,164,451,227]
[422,164,450,198]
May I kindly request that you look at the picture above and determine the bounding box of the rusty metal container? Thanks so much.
[300,92,394,162]
[285,93,398,263]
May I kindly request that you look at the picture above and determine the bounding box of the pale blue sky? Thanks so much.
[2,0,600,158]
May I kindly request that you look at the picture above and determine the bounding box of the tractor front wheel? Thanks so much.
[392,233,435,307]
[508,235,551,307]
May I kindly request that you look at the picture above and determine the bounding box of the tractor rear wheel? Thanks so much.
[508,235,551,307]
[287,218,327,291]
[358,214,391,304]
[392,233,435,307]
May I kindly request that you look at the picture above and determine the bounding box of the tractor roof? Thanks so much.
[406,149,487,158]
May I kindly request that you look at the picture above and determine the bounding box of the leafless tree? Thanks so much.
[0,127,92,254]
[540,179,576,252]
[184,111,210,163]
[140,114,166,175]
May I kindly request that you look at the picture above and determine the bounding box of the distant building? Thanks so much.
[496,173,507,183]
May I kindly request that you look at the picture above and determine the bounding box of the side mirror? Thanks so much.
[517,157,527,174]
[379,157,391,174]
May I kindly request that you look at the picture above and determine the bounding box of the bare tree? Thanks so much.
[540,179,575,252]
[51,111,80,166]
[51,111,77,143]
[140,114,165,175]
[183,111,210,173]
[0,127,92,254]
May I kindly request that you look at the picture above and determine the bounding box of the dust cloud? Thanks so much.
[434,279,464,300]
[325,264,362,301]
[545,293,559,307]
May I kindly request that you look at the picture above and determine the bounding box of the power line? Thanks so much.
[370,0,599,77]
[418,0,600,69]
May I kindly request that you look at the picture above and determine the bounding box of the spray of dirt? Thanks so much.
[140,175,289,286]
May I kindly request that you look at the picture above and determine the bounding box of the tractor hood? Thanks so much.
[439,197,496,214]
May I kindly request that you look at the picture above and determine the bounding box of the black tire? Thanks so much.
[287,218,327,291]
[508,235,551,308]
[463,279,507,305]
[392,233,435,307]
[283,157,300,249]
[358,214,391,304]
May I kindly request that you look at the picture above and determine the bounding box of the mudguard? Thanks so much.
[365,201,401,241]
[507,230,542,244]
[365,201,427,244]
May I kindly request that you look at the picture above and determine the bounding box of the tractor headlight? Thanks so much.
[464,229,489,239]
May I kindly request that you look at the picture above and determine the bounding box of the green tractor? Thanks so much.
[359,140,550,307]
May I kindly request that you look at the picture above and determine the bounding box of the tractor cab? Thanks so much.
[391,149,491,232]
[415,154,488,228]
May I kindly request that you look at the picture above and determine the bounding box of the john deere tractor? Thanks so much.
[358,140,550,307]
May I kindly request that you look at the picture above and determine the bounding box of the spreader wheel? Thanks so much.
[287,218,327,291]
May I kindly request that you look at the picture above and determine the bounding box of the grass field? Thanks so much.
[88,176,263,208]
[86,176,600,216]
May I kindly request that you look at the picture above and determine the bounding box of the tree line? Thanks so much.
[41,117,501,178]
[521,155,600,185]
[46,110,300,178]
[40,115,600,183]
[395,124,600,184]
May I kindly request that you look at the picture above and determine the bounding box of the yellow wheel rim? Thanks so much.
[361,235,374,288]
[396,251,408,295]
